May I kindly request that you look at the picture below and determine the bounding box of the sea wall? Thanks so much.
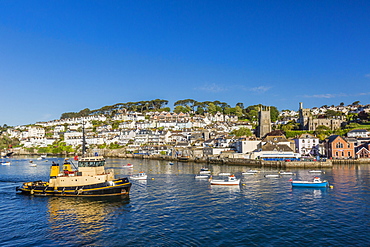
[12,148,370,167]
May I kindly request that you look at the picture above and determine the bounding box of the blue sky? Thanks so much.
[1,0,369,126]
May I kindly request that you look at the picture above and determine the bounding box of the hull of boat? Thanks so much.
[291,181,328,188]
[16,178,131,197]
[210,179,240,186]
[279,172,294,175]
[265,175,280,178]
[130,175,147,180]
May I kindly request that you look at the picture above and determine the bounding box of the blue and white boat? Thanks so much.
[291,177,329,188]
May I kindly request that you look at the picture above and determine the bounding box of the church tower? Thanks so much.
[257,106,271,138]
[298,102,310,130]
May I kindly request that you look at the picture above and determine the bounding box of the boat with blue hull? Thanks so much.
[16,156,131,197]
[291,177,329,188]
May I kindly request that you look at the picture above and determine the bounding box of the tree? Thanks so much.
[207,103,217,114]
[174,105,190,114]
[325,109,342,117]
[358,111,369,121]
[244,104,279,122]
[234,106,243,118]
[236,102,244,110]
[314,125,331,140]
[159,107,171,112]
[230,127,252,137]
[195,101,211,114]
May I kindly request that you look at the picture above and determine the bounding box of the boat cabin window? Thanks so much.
[78,161,105,167]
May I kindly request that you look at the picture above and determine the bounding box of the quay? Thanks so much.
[14,148,370,168]
[86,150,335,168]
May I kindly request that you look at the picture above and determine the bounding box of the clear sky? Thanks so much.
[1,0,369,126]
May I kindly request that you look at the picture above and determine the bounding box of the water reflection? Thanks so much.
[47,196,130,243]
[291,187,328,199]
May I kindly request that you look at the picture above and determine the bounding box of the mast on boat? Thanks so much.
[82,121,87,157]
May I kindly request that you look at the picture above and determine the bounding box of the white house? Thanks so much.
[28,126,45,138]
[347,129,369,138]
[234,139,261,153]
[294,133,320,156]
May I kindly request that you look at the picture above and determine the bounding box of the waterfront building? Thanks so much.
[259,130,296,151]
[249,142,301,160]
[324,135,354,159]
[234,138,261,154]
[355,143,370,158]
[294,133,320,156]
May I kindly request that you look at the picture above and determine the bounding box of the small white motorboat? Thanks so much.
[1,162,10,166]
[123,163,133,168]
[218,172,231,176]
[279,171,294,175]
[37,155,47,160]
[130,172,147,180]
[199,168,211,174]
[309,170,323,173]
[195,174,209,179]
[265,174,280,178]
[209,175,240,186]
[29,161,37,167]
[242,170,259,175]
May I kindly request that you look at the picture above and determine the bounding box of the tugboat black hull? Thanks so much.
[16,178,131,197]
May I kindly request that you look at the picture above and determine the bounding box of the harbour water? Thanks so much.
[0,157,369,246]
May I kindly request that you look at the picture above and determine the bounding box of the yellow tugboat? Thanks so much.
[16,156,131,197]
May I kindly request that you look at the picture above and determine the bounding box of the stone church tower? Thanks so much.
[298,102,310,130]
[257,106,271,138]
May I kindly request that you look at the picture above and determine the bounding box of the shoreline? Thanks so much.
[11,149,370,168]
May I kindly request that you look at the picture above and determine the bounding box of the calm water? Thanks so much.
[0,156,369,246]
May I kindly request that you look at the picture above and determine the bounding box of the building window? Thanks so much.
[336,143,343,149]
[336,152,338,156]
[342,152,344,156]
[348,152,351,157]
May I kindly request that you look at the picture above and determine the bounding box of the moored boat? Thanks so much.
[16,156,132,197]
[265,174,280,178]
[130,172,147,180]
[195,174,209,179]
[1,162,10,166]
[209,175,240,186]
[309,170,323,173]
[123,163,133,168]
[218,172,231,176]
[242,170,259,175]
[37,154,47,160]
[279,171,294,175]
[199,167,211,174]
[291,177,329,188]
